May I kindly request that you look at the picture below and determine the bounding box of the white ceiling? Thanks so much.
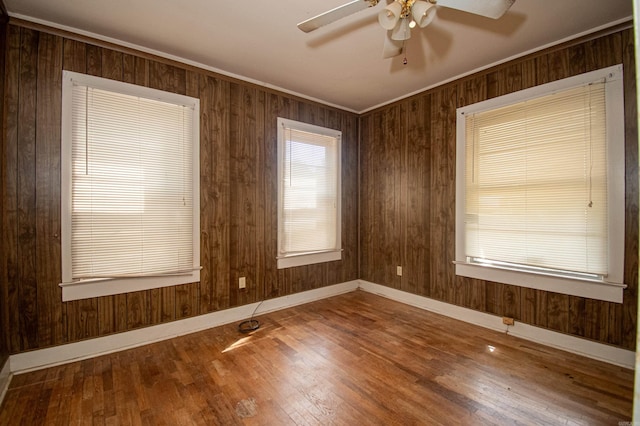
[6,0,633,113]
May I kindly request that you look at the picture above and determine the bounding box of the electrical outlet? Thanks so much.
[396,266,402,276]
[239,277,246,289]
[502,317,514,326]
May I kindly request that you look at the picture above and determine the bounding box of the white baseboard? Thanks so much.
[0,358,11,406]
[358,280,635,370]
[9,280,360,374]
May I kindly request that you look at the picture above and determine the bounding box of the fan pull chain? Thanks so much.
[403,40,408,65]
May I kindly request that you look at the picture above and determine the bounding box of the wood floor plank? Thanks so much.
[0,291,633,424]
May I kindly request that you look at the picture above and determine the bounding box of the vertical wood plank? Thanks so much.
[210,78,231,310]
[85,44,101,77]
[584,32,623,71]
[66,299,99,341]
[17,27,40,350]
[126,290,149,330]
[485,282,503,316]
[160,287,175,323]
[568,297,586,338]
[122,53,135,84]
[584,298,605,342]
[519,288,536,325]
[62,39,86,73]
[198,74,214,313]
[253,89,267,301]
[229,84,258,307]
[429,85,456,302]
[501,285,520,320]
[338,111,359,283]
[621,28,638,350]
[0,17,8,362]
[608,302,624,347]
[149,289,161,325]
[263,94,278,298]
[403,95,430,297]
[4,24,22,352]
[388,102,407,289]
[175,283,198,320]
[546,293,570,334]
[148,62,186,95]
[35,31,65,347]
[362,110,380,286]
[101,49,122,81]
[358,113,375,286]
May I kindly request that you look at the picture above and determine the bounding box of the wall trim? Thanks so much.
[0,359,10,407]
[358,280,635,370]
[9,280,359,374]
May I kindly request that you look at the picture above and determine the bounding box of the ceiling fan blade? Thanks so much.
[382,31,403,58]
[435,0,515,19]
[297,0,379,33]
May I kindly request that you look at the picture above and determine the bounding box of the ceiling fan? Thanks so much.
[298,0,516,59]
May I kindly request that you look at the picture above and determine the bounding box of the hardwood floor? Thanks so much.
[0,290,633,425]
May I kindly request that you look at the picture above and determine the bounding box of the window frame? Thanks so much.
[454,64,626,303]
[60,70,201,302]
[276,117,342,269]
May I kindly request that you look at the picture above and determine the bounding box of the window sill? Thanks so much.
[277,250,341,269]
[60,271,200,302]
[455,262,625,303]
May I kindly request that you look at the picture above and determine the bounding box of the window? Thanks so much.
[455,64,625,303]
[60,71,200,301]
[277,118,341,269]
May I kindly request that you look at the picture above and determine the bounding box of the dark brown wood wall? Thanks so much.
[0,23,359,353]
[0,3,8,368]
[360,28,639,350]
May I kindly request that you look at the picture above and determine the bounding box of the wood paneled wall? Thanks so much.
[0,5,8,368]
[360,28,639,350]
[0,23,359,353]
[1,21,637,356]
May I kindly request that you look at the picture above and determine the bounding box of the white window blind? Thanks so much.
[61,71,200,301]
[455,64,625,303]
[465,83,607,277]
[277,118,341,269]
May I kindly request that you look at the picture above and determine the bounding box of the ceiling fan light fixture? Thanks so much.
[382,30,404,58]
[298,0,517,60]
[378,1,403,30]
[391,17,412,41]
[412,1,437,28]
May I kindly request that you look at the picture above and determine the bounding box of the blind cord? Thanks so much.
[588,84,594,208]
